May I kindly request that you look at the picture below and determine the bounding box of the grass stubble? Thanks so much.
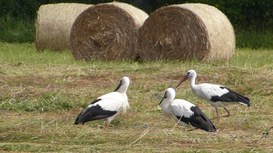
[0,43,273,152]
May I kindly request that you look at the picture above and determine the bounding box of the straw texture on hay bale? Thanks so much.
[139,3,235,61]
[35,3,92,51]
[70,2,148,61]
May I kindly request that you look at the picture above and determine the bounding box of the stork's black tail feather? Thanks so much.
[74,105,117,125]
[179,106,217,133]
[218,87,251,107]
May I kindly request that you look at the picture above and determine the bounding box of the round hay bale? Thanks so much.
[35,3,93,51]
[70,2,148,61]
[139,3,235,61]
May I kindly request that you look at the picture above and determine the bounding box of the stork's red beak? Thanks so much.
[175,75,188,89]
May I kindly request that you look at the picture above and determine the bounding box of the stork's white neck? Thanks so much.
[116,85,128,93]
[121,94,129,114]
[160,95,174,114]
[114,77,130,94]
[160,88,175,115]
[160,100,172,115]
[189,74,197,89]
[160,99,169,111]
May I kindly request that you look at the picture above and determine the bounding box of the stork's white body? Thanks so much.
[85,92,128,123]
[176,70,250,120]
[159,88,216,132]
[75,77,130,126]
[169,99,195,127]
[95,91,129,113]
[191,83,229,107]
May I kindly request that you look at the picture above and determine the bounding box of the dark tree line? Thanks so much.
[0,0,272,43]
[1,0,272,31]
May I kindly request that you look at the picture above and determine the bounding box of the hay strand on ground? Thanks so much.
[139,3,235,61]
[70,2,148,61]
[35,3,93,51]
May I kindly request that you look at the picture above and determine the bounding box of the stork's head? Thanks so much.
[159,88,176,105]
[175,69,197,88]
[114,76,130,93]
[186,70,197,78]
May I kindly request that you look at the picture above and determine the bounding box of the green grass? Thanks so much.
[236,30,273,49]
[0,43,273,152]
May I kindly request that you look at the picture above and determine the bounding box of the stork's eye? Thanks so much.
[187,72,190,76]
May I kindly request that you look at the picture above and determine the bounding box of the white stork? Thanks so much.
[74,76,130,127]
[175,69,250,121]
[159,88,216,132]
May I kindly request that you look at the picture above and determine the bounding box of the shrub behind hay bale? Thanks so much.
[139,3,235,61]
[35,3,92,51]
[70,2,148,61]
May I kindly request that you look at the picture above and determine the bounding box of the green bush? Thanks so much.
[0,17,34,42]
[236,30,273,49]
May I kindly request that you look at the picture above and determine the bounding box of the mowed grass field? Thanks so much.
[0,43,273,152]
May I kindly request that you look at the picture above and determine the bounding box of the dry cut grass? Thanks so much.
[0,43,273,152]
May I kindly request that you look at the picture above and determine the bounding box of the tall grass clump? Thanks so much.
[236,30,273,49]
[0,17,34,42]
[0,92,79,112]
